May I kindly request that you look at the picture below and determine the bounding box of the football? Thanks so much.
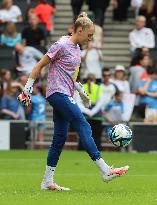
[109,124,132,147]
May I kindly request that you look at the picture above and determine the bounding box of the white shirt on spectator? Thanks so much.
[88,83,116,117]
[81,48,103,79]
[129,27,155,51]
[0,5,22,22]
[131,0,143,8]
[93,24,103,49]
[18,47,43,74]
[110,79,130,93]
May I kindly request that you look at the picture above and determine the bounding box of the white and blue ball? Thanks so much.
[109,124,132,147]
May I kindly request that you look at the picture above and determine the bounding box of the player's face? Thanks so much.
[78,26,95,45]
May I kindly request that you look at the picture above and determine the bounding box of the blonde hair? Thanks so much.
[136,15,146,22]
[73,12,94,33]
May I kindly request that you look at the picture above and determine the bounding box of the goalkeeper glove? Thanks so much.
[74,82,91,108]
[17,78,35,107]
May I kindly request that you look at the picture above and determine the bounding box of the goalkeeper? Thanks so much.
[18,12,129,191]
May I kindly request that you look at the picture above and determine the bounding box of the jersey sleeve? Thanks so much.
[46,41,62,62]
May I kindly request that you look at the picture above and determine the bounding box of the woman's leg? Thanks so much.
[41,94,70,190]
[47,108,69,167]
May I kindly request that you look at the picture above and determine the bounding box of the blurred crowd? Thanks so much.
[1,0,157,147]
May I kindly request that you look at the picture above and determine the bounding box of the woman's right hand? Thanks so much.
[17,91,31,107]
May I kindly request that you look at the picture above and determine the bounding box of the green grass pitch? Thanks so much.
[0,150,157,205]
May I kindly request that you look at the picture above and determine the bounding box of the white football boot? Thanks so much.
[102,165,129,182]
[41,179,70,191]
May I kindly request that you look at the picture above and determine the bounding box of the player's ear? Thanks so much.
[77,27,83,35]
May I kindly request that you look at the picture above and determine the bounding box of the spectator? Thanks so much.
[22,14,46,47]
[150,0,157,34]
[33,0,55,34]
[15,43,43,75]
[113,0,131,22]
[110,65,130,93]
[81,41,104,81]
[103,90,124,123]
[0,68,12,90]
[129,16,155,53]
[29,83,46,149]
[0,0,23,23]
[0,22,22,47]
[138,0,155,27]
[93,23,104,49]
[137,67,157,122]
[0,80,25,120]
[83,73,104,106]
[74,73,104,115]
[86,0,110,27]
[131,0,143,16]
[131,47,153,67]
[103,90,124,139]
[89,13,104,49]
[97,67,117,107]
[85,68,117,118]
[71,0,84,21]
[138,47,150,56]
[129,54,152,93]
